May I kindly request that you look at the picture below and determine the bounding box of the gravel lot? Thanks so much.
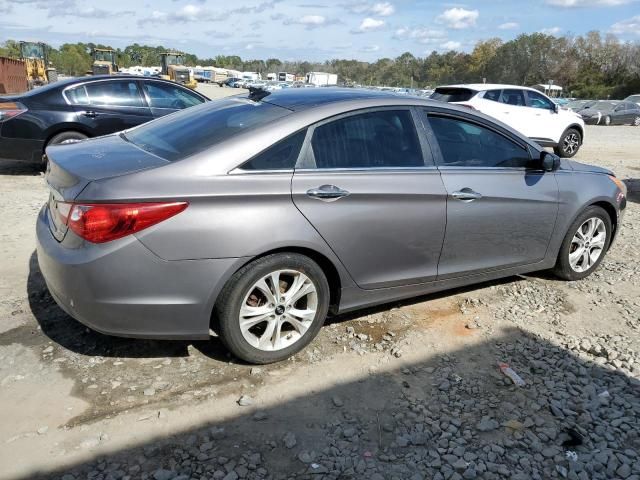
[0,92,639,480]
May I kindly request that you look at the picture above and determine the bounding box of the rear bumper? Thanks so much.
[0,135,44,163]
[36,205,242,340]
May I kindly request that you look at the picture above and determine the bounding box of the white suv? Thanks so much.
[431,84,585,157]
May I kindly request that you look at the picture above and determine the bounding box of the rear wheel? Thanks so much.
[214,253,330,364]
[47,131,88,147]
[633,116,640,127]
[553,206,612,281]
[554,128,581,158]
[604,115,611,126]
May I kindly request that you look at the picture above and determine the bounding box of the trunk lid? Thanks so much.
[45,133,170,241]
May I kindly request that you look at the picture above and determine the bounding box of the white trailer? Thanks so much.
[305,72,338,86]
[278,72,295,82]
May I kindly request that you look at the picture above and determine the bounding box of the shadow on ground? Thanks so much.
[21,309,640,479]
[0,159,42,176]
[623,179,639,204]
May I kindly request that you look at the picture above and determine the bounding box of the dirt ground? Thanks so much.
[0,93,639,479]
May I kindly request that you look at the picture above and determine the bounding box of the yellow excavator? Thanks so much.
[160,52,197,90]
[19,41,57,89]
[92,48,119,75]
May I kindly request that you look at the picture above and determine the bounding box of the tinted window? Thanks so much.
[428,115,534,169]
[614,104,626,112]
[527,90,555,110]
[311,110,423,169]
[85,81,144,107]
[241,130,306,170]
[500,89,526,107]
[626,95,640,103]
[123,97,290,162]
[66,85,89,105]
[143,82,204,109]
[484,90,501,102]
[431,88,478,103]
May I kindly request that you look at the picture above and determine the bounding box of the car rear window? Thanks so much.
[430,87,478,103]
[122,97,290,161]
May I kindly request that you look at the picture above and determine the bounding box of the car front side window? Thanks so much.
[144,82,204,109]
[309,110,424,169]
[526,90,555,110]
[427,114,535,169]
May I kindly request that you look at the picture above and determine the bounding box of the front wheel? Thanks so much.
[604,115,611,126]
[633,116,640,127]
[553,206,612,281]
[214,253,330,364]
[554,128,581,158]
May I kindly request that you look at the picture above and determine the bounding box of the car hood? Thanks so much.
[565,159,613,176]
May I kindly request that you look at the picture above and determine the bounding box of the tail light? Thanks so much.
[0,102,28,122]
[57,201,188,243]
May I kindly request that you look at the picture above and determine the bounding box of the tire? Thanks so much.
[604,115,611,126]
[634,116,640,127]
[554,128,581,158]
[47,131,88,147]
[552,206,612,281]
[47,70,58,83]
[214,253,330,364]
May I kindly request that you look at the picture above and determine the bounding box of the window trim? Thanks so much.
[421,111,543,172]
[294,106,433,173]
[62,78,148,109]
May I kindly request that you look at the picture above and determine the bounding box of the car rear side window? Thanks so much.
[143,82,204,109]
[500,89,526,107]
[431,88,478,103]
[84,81,145,107]
[123,97,290,162]
[427,115,535,169]
[66,85,89,105]
[310,110,423,169]
[241,130,307,171]
[483,90,501,102]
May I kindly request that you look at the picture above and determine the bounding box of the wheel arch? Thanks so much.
[565,123,584,142]
[43,125,92,151]
[589,200,618,248]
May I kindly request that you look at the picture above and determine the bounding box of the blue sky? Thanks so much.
[0,0,638,61]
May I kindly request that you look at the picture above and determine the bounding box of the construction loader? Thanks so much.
[19,41,57,89]
[160,52,197,90]
[92,48,119,75]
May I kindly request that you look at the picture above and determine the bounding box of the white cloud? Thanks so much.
[437,7,479,29]
[138,0,281,25]
[545,0,632,6]
[361,44,380,52]
[344,1,395,16]
[283,14,340,29]
[370,2,395,16]
[358,17,385,31]
[610,15,640,34]
[394,26,447,43]
[299,14,326,25]
[540,26,562,34]
[440,40,462,50]
[498,22,519,30]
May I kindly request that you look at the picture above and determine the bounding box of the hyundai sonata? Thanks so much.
[37,88,627,364]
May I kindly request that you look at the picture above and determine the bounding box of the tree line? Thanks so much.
[1,31,638,98]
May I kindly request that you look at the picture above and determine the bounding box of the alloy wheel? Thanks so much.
[239,269,318,351]
[563,133,580,155]
[568,217,607,273]
[634,116,640,126]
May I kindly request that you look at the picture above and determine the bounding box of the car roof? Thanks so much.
[259,87,421,111]
[436,83,540,92]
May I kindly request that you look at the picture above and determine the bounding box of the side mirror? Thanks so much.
[553,103,559,113]
[541,151,560,172]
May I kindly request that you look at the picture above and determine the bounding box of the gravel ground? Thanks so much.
[0,119,638,480]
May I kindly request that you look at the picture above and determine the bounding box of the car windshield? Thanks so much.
[626,95,640,103]
[431,87,478,102]
[585,101,618,112]
[122,96,290,161]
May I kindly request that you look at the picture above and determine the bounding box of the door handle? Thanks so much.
[451,188,482,202]
[306,185,350,202]
[83,111,98,118]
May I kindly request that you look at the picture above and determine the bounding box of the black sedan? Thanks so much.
[580,100,640,126]
[0,75,208,165]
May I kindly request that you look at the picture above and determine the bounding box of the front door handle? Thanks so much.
[306,185,350,202]
[451,188,482,202]
[83,111,98,118]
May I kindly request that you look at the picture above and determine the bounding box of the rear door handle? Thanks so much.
[83,111,98,118]
[451,188,482,202]
[306,185,350,202]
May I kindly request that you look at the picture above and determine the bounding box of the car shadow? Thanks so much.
[623,178,639,204]
[20,326,640,480]
[0,158,42,176]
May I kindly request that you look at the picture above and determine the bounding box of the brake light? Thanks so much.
[61,202,188,243]
[0,102,28,122]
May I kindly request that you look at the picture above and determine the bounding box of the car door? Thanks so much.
[66,79,153,136]
[141,80,206,118]
[291,107,448,289]
[612,103,626,125]
[421,110,559,279]
[524,89,563,143]
[496,89,530,135]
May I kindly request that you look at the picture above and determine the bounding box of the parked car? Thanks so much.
[624,94,640,107]
[566,99,596,112]
[37,88,627,364]
[0,75,208,165]
[430,84,585,157]
[579,101,640,126]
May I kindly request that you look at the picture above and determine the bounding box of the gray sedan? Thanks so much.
[37,88,627,364]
